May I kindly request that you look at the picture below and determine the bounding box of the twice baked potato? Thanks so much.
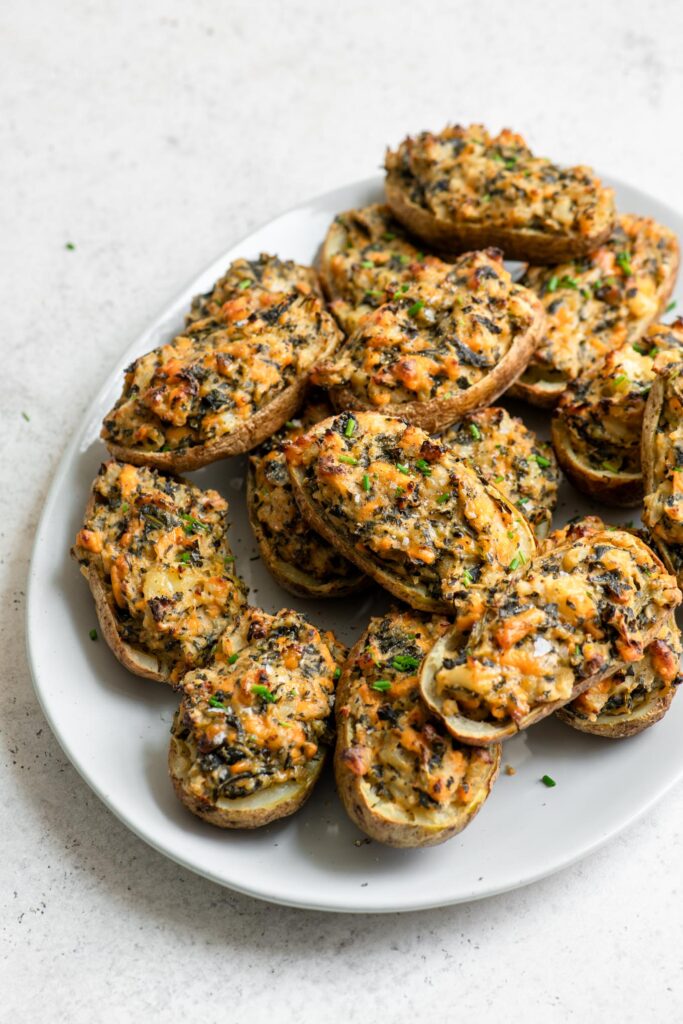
[642,359,683,584]
[247,391,367,598]
[557,614,682,738]
[335,609,501,848]
[385,124,615,262]
[169,608,338,828]
[72,461,247,684]
[420,529,681,744]
[551,320,683,505]
[101,254,343,472]
[285,411,536,614]
[511,214,680,407]
[187,253,318,324]
[440,406,559,536]
[313,248,544,433]
[319,203,448,335]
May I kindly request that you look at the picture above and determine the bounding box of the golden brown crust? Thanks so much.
[420,530,681,744]
[334,610,501,847]
[386,177,612,263]
[286,412,536,614]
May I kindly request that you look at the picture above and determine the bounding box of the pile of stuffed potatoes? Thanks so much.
[72,124,683,848]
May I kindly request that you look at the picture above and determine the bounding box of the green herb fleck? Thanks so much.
[252,684,277,703]
[391,655,420,672]
[21,411,30,422]
[360,260,374,269]
[396,463,410,474]
[362,473,371,492]
[89,628,98,641]
[333,667,341,680]
[546,275,559,293]
[371,679,391,692]
[508,555,521,571]
[227,652,239,665]
[436,492,450,504]
[616,251,632,276]
[415,458,431,476]
[463,569,474,586]
[237,278,252,290]
[65,242,76,251]
[533,454,550,468]
[469,423,482,441]
[208,696,229,710]
[407,299,424,317]
[338,454,358,466]
[180,513,209,534]
[493,475,504,484]
[541,774,556,788]
[177,551,192,563]
[666,300,677,314]
[344,416,356,438]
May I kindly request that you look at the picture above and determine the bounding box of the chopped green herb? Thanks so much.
[333,667,341,680]
[360,260,374,269]
[533,454,550,468]
[338,454,358,465]
[396,463,410,474]
[344,416,356,438]
[89,628,98,641]
[177,551,192,563]
[407,299,424,317]
[223,555,235,564]
[391,655,420,672]
[227,652,239,665]
[365,289,382,298]
[208,696,229,710]
[362,474,371,492]
[541,774,556,788]
[612,374,629,389]
[415,458,431,476]
[120,502,129,513]
[666,300,677,314]
[616,251,632,276]
[398,253,410,266]
[516,496,529,507]
[21,411,30,422]
[398,283,410,293]
[601,460,619,473]
[180,513,209,534]
[463,569,474,586]
[482,193,491,202]
[237,278,252,290]
[285,420,297,428]
[469,423,482,441]
[508,555,521,571]
[436,492,450,504]
[65,242,76,251]
[507,530,516,540]
[252,684,277,703]
[546,275,559,293]
[575,645,582,658]
[371,679,391,692]
[493,475,504,484]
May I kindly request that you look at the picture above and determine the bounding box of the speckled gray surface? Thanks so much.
[3,1,683,1019]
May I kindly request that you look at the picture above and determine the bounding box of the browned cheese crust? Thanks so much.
[72,461,247,684]
[385,124,615,262]
[285,411,536,614]
[420,529,681,744]
[101,254,343,471]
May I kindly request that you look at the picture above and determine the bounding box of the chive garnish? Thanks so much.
[533,454,550,468]
[541,774,556,788]
[666,300,677,314]
[21,411,30,422]
[371,679,391,692]
[65,242,76,251]
[509,555,521,571]
[361,474,371,492]
[227,652,239,665]
[436,492,450,503]
[463,569,474,586]
[391,655,420,671]
[415,458,431,476]
[252,684,277,703]
[616,251,632,276]
[333,667,341,680]
[180,513,209,534]
[177,551,192,563]
[344,416,356,438]
[237,278,252,290]
[396,463,410,474]
[338,454,358,465]
[89,628,98,641]
[360,259,374,269]
[407,299,424,317]
[208,696,229,710]
[469,423,482,441]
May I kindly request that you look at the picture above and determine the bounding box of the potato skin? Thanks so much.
[334,611,501,848]
[551,415,643,508]
[556,688,675,739]
[420,530,681,745]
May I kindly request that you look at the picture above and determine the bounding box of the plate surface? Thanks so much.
[27,174,683,913]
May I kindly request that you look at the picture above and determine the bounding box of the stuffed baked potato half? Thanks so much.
[169,608,338,828]
[551,321,683,506]
[335,609,501,848]
[556,614,682,738]
[511,215,680,408]
[318,203,449,335]
[285,411,536,615]
[385,124,615,262]
[313,248,544,433]
[101,254,343,472]
[440,406,559,537]
[72,461,247,684]
[642,358,683,584]
[420,528,681,744]
[247,391,367,598]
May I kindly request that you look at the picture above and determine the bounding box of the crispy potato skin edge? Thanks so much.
[555,686,676,739]
[550,415,643,508]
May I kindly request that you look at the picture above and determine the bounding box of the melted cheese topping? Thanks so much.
[643,363,683,572]
[432,530,680,725]
[322,204,449,334]
[519,215,679,387]
[441,407,559,535]
[73,462,247,680]
[286,411,535,607]
[188,254,318,323]
[386,124,614,239]
[557,321,683,475]
[313,249,538,407]
[171,609,336,801]
[570,616,682,720]
[248,392,360,585]
[101,254,341,454]
[338,610,497,813]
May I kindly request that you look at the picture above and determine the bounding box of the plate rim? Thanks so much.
[26,171,683,913]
